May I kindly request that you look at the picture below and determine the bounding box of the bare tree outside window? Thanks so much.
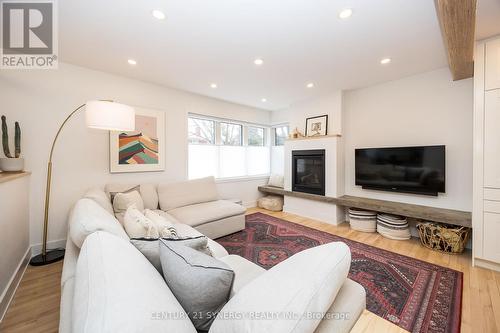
[220,122,242,146]
[248,126,264,146]
[188,118,215,144]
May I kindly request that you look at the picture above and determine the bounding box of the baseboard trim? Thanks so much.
[30,238,67,256]
[0,247,31,323]
[474,257,500,272]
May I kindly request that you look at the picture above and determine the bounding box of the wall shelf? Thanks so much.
[286,134,342,141]
[258,185,472,228]
[0,171,31,185]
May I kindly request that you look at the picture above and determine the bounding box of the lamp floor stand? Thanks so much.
[29,249,65,266]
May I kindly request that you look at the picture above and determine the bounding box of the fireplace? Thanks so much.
[292,149,325,196]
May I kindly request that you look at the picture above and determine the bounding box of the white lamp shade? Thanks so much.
[85,100,135,131]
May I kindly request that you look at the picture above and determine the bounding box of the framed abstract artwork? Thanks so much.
[109,107,165,173]
[305,114,328,137]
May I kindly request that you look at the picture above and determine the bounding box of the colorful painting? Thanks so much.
[110,107,165,173]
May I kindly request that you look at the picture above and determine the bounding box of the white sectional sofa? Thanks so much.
[60,180,366,333]
[104,176,246,239]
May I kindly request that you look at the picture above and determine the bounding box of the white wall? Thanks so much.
[343,68,473,211]
[272,90,343,135]
[0,63,271,246]
[270,90,343,176]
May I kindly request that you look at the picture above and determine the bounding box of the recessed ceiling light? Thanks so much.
[306,82,315,88]
[380,58,392,65]
[127,59,137,65]
[152,9,166,20]
[254,58,264,66]
[210,83,217,89]
[261,98,267,103]
[338,8,353,19]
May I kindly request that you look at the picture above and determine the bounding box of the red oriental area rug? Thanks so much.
[216,213,462,333]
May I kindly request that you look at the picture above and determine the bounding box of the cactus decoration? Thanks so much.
[1,115,21,158]
[15,121,21,158]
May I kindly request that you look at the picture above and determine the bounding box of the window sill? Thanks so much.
[215,175,270,184]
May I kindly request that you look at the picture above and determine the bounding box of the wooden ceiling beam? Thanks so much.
[434,0,476,81]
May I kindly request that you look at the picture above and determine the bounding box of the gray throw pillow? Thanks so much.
[159,238,234,331]
[131,236,212,275]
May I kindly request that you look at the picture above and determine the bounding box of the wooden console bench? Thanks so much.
[258,185,472,228]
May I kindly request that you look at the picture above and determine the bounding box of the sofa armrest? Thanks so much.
[209,242,351,333]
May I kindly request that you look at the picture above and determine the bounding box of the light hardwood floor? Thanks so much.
[1,208,500,333]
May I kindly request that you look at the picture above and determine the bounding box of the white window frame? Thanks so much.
[188,113,272,181]
[272,123,289,146]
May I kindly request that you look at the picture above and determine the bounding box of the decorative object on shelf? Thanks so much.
[258,195,284,211]
[305,114,328,137]
[0,115,24,172]
[290,127,305,139]
[376,213,411,240]
[348,208,377,232]
[417,222,470,254]
[109,107,165,173]
[30,101,135,267]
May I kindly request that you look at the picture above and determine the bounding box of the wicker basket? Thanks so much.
[416,222,470,254]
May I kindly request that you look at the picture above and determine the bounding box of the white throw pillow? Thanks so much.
[144,209,178,238]
[123,205,159,239]
[113,191,144,223]
[209,242,351,333]
[268,174,284,188]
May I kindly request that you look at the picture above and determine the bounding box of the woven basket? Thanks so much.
[416,222,470,254]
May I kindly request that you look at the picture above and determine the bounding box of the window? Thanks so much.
[188,118,215,144]
[188,115,270,180]
[274,125,289,146]
[220,122,242,146]
[248,126,264,146]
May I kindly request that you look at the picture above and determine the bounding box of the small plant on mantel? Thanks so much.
[0,115,24,172]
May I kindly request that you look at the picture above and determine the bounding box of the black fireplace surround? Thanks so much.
[292,149,325,196]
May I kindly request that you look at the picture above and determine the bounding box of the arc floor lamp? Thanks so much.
[29,100,135,266]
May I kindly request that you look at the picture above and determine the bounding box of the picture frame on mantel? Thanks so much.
[305,115,328,137]
[109,106,166,173]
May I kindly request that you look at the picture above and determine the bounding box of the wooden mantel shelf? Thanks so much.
[0,171,31,184]
[258,185,472,228]
[286,134,342,141]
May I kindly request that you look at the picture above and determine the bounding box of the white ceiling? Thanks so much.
[57,0,492,111]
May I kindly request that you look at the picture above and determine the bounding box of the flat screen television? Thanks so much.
[355,145,445,196]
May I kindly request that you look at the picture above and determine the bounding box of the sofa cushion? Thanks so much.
[168,200,245,227]
[61,237,80,288]
[314,279,366,333]
[144,209,178,238]
[130,236,213,274]
[159,238,234,331]
[142,220,229,258]
[105,183,159,210]
[217,255,266,297]
[69,198,129,248]
[268,174,284,188]
[123,205,159,239]
[72,231,196,333]
[158,177,219,211]
[113,191,145,223]
[209,242,351,333]
[83,188,114,215]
